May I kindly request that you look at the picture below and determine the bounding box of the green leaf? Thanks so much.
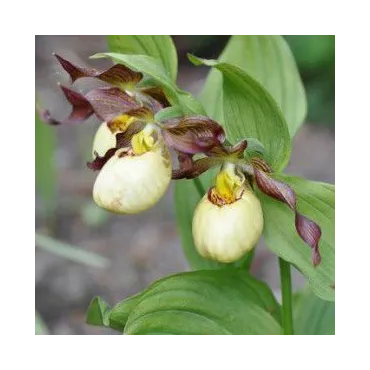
[35,108,57,211]
[35,233,110,268]
[198,35,306,137]
[35,311,49,335]
[92,53,205,116]
[154,105,184,122]
[87,270,282,335]
[259,176,335,301]
[125,270,282,335]
[107,35,178,82]
[85,297,111,327]
[245,137,265,157]
[86,294,143,333]
[294,285,335,335]
[188,55,291,172]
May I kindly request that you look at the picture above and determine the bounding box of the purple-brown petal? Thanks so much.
[54,53,143,87]
[38,86,94,125]
[41,85,141,126]
[162,130,207,154]
[254,168,296,209]
[85,87,140,121]
[124,106,154,122]
[139,87,171,108]
[172,154,222,179]
[162,116,225,155]
[164,116,225,143]
[171,153,193,179]
[228,139,248,157]
[134,92,165,114]
[254,168,322,267]
[87,148,117,171]
[115,121,146,148]
[295,213,322,267]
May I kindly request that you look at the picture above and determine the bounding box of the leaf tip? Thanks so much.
[312,250,322,267]
[85,296,111,327]
[89,53,106,60]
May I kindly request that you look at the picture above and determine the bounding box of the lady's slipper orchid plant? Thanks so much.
[39,54,322,267]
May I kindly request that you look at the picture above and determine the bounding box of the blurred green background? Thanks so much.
[284,35,334,125]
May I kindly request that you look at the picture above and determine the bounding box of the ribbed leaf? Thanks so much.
[154,105,184,121]
[199,35,306,137]
[189,55,291,172]
[259,175,335,301]
[107,35,178,82]
[86,270,282,335]
[294,285,335,335]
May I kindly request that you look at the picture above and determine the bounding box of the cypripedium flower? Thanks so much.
[38,55,226,214]
[192,164,264,263]
[93,124,172,214]
[174,142,322,266]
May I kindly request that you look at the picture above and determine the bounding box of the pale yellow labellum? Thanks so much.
[192,189,264,263]
[93,144,171,214]
[92,122,116,158]
[193,165,263,263]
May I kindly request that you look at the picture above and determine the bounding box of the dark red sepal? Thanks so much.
[162,116,225,155]
[295,214,322,267]
[54,53,143,87]
[254,168,322,267]
[139,87,171,108]
[115,120,146,148]
[84,87,140,121]
[87,148,117,171]
[134,92,165,114]
[228,140,248,157]
[39,85,142,126]
[254,168,295,209]
[172,153,223,179]
[124,106,154,121]
[38,86,94,125]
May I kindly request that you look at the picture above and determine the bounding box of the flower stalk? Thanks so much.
[278,257,294,335]
[193,177,205,198]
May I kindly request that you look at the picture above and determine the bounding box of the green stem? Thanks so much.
[278,257,294,335]
[193,177,205,198]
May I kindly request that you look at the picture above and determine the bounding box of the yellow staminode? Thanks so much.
[131,128,155,155]
[108,114,136,133]
[214,168,243,204]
